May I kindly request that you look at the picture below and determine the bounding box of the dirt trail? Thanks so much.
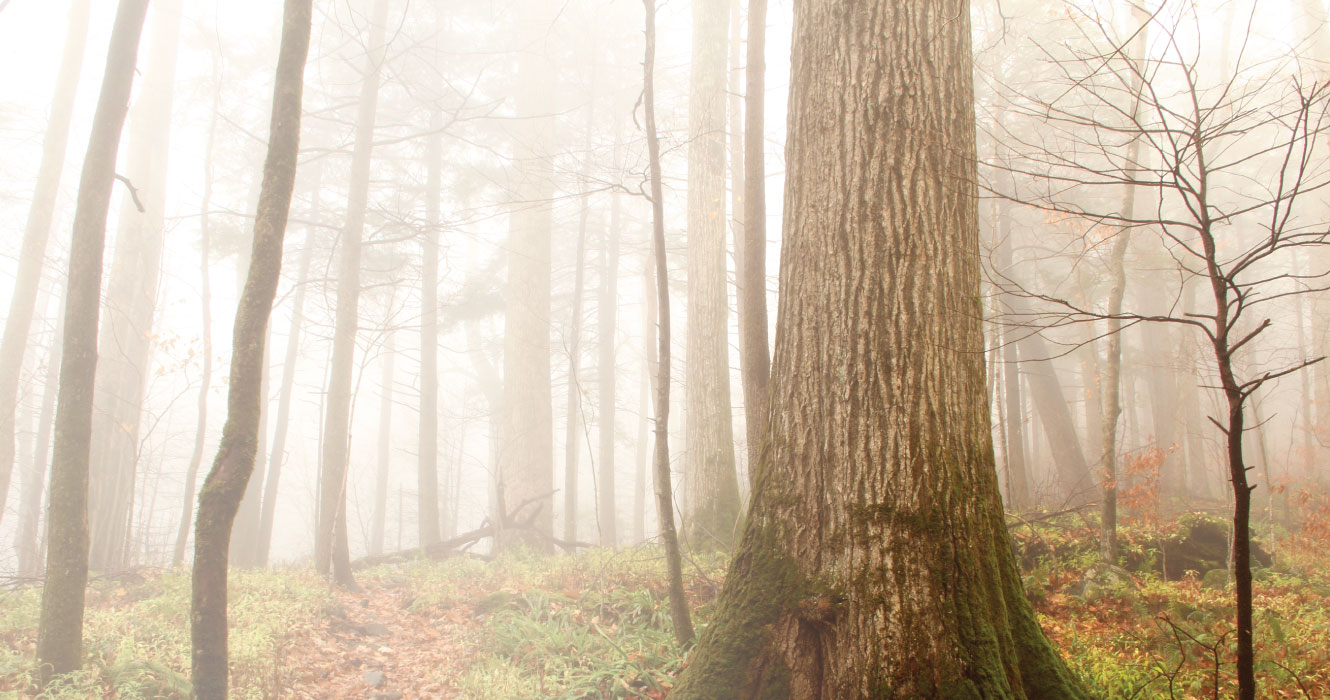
[285,577,481,699]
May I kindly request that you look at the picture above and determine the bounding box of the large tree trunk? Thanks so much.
[189,0,312,694]
[670,2,1086,696]
[172,68,220,568]
[35,0,150,683]
[498,0,558,551]
[597,184,622,548]
[644,0,694,646]
[87,0,184,571]
[739,0,771,482]
[256,164,321,566]
[419,108,443,548]
[316,0,388,588]
[0,0,90,525]
[685,0,741,551]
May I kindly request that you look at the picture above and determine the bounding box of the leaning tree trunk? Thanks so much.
[0,0,90,526]
[88,0,184,570]
[670,2,1087,697]
[316,0,388,588]
[189,0,312,696]
[684,0,741,551]
[35,0,150,684]
[643,0,694,647]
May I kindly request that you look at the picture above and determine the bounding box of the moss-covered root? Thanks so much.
[670,527,801,700]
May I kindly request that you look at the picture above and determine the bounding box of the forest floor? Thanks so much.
[1,507,1329,699]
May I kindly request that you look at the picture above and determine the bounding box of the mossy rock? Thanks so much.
[1200,568,1230,590]
[1076,564,1137,603]
[1153,513,1271,581]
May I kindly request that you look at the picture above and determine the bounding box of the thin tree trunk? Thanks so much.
[597,180,621,548]
[739,0,771,483]
[562,106,594,545]
[370,333,394,556]
[17,289,64,577]
[317,0,388,589]
[995,212,1031,510]
[643,0,694,647]
[36,0,149,683]
[173,67,220,568]
[419,107,443,548]
[189,0,312,694]
[88,0,184,570]
[0,0,90,525]
[256,164,320,567]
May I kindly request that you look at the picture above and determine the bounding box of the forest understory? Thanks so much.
[2,501,1328,700]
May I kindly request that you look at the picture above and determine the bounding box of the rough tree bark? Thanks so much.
[88,0,184,570]
[0,0,90,526]
[670,2,1087,697]
[644,0,695,647]
[188,0,312,696]
[35,0,150,684]
[317,0,388,588]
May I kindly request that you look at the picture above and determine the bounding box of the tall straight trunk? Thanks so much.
[634,251,659,544]
[671,2,1086,695]
[498,0,558,551]
[995,209,1031,509]
[418,108,443,548]
[370,333,394,555]
[257,164,321,566]
[597,185,621,548]
[643,0,694,646]
[172,69,220,568]
[1079,335,1103,469]
[36,0,149,683]
[88,0,184,570]
[317,0,388,588]
[190,0,312,694]
[685,0,741,550]
[727,0,749,479]
[739,0,771,481]
[17,290,64,577]
[1099,1,1148,563]
[0,0,90,525]
[562,111,593,546]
